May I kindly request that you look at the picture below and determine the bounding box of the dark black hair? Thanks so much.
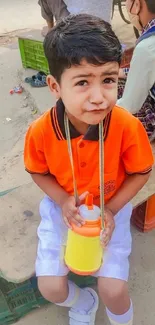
[44,14,122,83]
[145,0,155,13]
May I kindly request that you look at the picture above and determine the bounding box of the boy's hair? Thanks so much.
[145,0,155,13]
[44,14,122,83]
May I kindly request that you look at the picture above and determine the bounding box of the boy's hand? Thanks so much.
[62,192,89,228]
[100,207,115,247]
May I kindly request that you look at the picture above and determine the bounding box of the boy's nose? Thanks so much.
[90,87,104,106]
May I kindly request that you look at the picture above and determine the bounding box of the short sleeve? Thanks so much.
[38,0,53,21]
[122,118,154,174]
[24,122,49,174]
[38,0,69,21]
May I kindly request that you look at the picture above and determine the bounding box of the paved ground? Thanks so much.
[0,0,44,34]
[0,2,155,325]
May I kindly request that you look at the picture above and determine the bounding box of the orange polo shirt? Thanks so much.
[24,99,154,205]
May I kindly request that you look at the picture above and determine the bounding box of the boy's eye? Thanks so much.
[103,78,116,84]
[75,80,88,86]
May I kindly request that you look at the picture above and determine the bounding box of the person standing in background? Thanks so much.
[117,0,155,141]
[38,0,69,31]
[38,0,113,34]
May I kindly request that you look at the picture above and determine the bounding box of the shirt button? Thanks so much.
[80,162,86,168]
[79,142,85,148]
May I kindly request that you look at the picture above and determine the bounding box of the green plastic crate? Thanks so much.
[0,274,96,325]
[18,38,49,74]
[0,277,48,325]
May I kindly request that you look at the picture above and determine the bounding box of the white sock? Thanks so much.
[57,280,95,314]
[106,301,133,325]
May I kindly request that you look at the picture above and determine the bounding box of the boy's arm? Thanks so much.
[31,173,69,207]
[31,173,87,227]
[101,117,154,246]
[108,115,154,216]
[24,121,86,227]
[101,172,151,246]
[105,172,151,216]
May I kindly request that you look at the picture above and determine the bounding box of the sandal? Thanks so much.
[25,72,47,85]
[30,74,47,87]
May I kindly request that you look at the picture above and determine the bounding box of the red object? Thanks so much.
[9,86,23,95]
[131,194,155,232]
[16,88,23,94]
[121,47,134,68]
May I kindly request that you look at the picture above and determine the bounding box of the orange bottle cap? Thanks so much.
[85,194,93,210]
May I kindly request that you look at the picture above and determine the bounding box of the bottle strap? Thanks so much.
[64,113,104,229]
[64,113,79,206]
[99,121,104,229]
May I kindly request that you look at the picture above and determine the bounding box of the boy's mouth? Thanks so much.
[84,103,109,113]
[86,108,108,114]
[89,109,105,113]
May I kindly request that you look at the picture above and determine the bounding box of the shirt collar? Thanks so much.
[50,99,111,141]
[142,18,155,34]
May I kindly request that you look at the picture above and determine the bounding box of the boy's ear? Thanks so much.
[46,75,61,99]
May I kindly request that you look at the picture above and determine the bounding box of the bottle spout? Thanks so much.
[85,194,93,210]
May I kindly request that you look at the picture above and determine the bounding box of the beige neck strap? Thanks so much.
[64,113,104,229]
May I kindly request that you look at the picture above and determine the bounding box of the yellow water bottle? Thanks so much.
[65,194,103,275]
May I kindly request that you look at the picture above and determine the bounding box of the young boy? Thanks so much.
[24,14,154,325]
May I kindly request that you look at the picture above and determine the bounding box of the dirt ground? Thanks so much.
[0,2,155,325]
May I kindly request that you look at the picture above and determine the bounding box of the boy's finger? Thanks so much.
[69,205,78,213]
[70,217,82,227]
[68,210,84,223]
[101,238,109,247]
[70,213,85,227]
[70,210,85,223]
[75,215,85,226]
[75,213,85,222]
[104,219,115,232]
[101,228,108,238]
[63,216,72,229]
[101,231,110,242]
[79,191,89,203]
[100,229,111,245]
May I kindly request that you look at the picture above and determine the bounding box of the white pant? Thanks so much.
[36,196,132,280]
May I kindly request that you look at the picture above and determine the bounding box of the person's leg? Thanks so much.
[98,277,133,325]
[36,196,98,324]
[38,275,98,313]
[38,275,68,303]
[94,203,133,324]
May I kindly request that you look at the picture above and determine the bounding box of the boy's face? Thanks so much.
[48,59,119,125]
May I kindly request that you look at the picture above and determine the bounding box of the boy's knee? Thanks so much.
[98,277,128,303]
[38,276,68,303]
